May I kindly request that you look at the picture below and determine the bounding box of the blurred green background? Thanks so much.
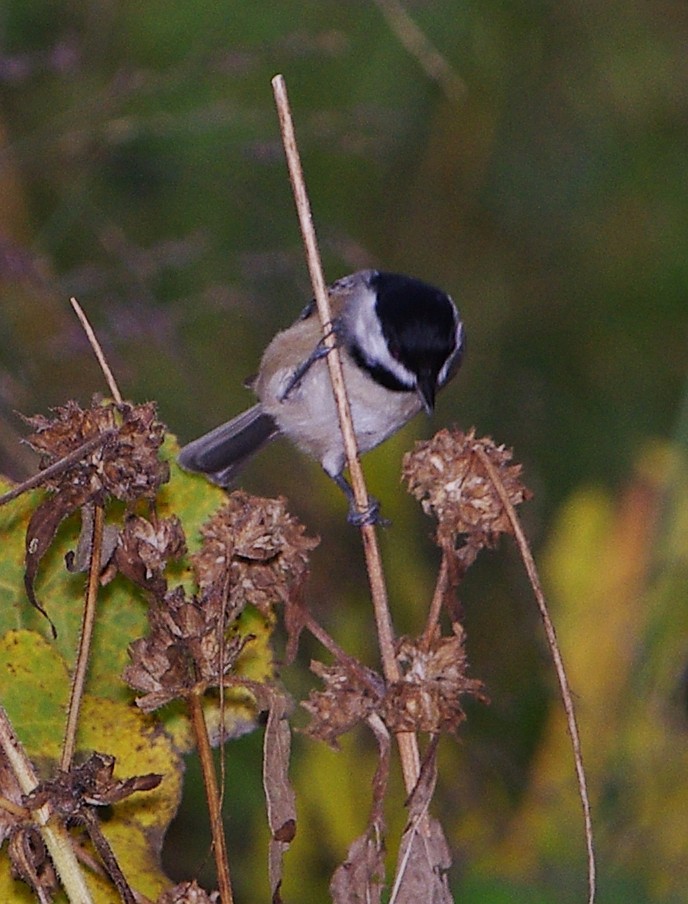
[1,1,687,902]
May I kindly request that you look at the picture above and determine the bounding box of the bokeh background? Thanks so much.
[1,1,687,902]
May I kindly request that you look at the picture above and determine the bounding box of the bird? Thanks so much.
[178,269,464,524]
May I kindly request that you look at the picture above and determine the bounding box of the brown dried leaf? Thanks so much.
[263,692,296,900]
[330,829,385,904]
[64,504,119,576]
[392,816,453,904]
[392,746,452,904]
[24,489,86,635]
[330,711,390,903]
[402,428,531,565]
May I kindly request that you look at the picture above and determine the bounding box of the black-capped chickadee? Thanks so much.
[178,269,464,523]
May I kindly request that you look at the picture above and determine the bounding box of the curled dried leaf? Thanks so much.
[402,428,531,565]
[263,692,297,900]
[192,491,318,618]
[8,826,58,901]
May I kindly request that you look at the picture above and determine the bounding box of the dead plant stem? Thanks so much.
[188,693,234,904]
[421,549,450,648]
[70,298,123,404]
[61,503,105,772]
[271,74,421,796]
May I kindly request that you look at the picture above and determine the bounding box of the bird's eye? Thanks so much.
[388,340,402,361]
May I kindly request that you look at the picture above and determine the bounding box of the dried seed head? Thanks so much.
[23,397,168,503]
[115,514,187,596]
[192,491,318,618]
[403,428,531,560]
[124,587,249,711]
[382,627,484,734]
[157,880,217,903]
[26,752,161,817]
[302,662,383,748]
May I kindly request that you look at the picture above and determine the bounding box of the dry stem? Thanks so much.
[421,548,450,648]
[188,693,234,904]
[61,504,105,772]
[475,445,596,904]
[0,431,118,508]
[271,73,421,796]
[70,298,123,404]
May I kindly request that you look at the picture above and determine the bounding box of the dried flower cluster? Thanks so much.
[303,628,481,746]
[23,397,168,503]
[124,586,251,712]
[19,753,161,902]
[191,491,319,618]
[125,492,317,713]
[403,427,531,568]
[21,398,170,628]
[382,628,484,734]
[26,752,161,816]
[114,514,187,596]
[303,662,383,746]
[158,881,218,903]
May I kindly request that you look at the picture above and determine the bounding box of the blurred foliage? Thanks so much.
[1,1,687,902]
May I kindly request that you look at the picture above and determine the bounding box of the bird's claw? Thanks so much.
[347,497,390,528]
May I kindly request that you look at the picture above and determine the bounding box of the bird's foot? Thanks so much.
[347,496,390,528]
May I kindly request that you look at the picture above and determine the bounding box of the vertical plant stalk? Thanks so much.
[475,445,596,904]
[61,503,105,772]
[61,298,126,770]
[70,298,124,404]
[421,549,450,648]
[271,73,421,796]
[188,692,234,904]
[0,706,95,904]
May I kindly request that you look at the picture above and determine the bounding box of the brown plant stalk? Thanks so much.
[61,299,125,771]
[271,73,422,795]
[188,693,234,904]
[61,503,105,772]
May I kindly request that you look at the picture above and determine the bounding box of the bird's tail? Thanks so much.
[177,404,280,487]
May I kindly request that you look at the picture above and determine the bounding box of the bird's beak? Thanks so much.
[417,372,436,414]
